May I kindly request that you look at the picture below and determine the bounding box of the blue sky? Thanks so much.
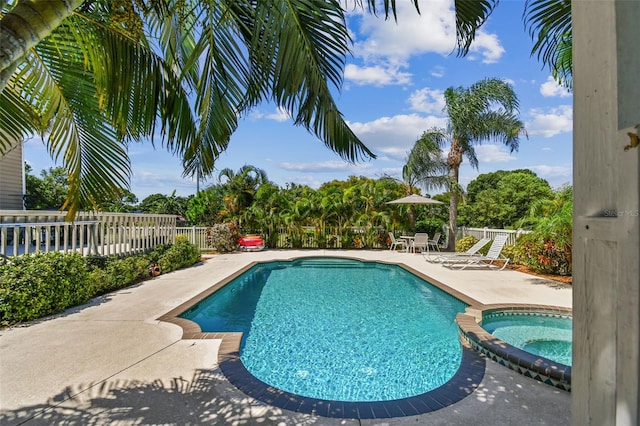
[24,0,572,201]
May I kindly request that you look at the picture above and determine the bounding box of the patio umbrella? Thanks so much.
[385,194,444,205]
[386,194,444,232]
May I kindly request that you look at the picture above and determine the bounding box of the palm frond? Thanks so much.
[407,131,450,192]
[346,0,421,20]
[454,0,498,56]
[30,36,132,216]
[524,0,573,89]
[244,0,375,162]
[3,3,196,217]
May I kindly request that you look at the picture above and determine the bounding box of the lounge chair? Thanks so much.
[410,233,429,253]
[389,232,407,251]
[442,234,510,270]
[427,232,441,252]
[424,237,491,263]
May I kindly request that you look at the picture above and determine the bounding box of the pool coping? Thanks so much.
[156,255,567,418]
[456,304,572,392]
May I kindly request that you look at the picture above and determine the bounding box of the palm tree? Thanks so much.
[217,165,269,222]
[1,0,502,217]
[417,78,526,250]
[402,136,451,231]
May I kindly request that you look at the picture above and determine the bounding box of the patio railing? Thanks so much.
[0,210,176,257]
[457,226,531,246]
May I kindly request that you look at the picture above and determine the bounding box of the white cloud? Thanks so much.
[344,63,412,86]
[540,76,572,98]
[407,88,445,114]
[468,31,505,64]
[347,0,504,83]
[277,162,381,188]
[473,144,517,163]
[352,0,456,62]
[430,66,445,78]
[249,107,290,122]
[526,105,573,137]
[529,164,572,179]
[279,160,371,173]
[348,114,448,160]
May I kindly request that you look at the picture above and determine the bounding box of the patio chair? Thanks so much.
[410,233,429,253]
[388,232,407,251]
[427,232,441,252]
[423,237,491,263]
[442,234,510,270]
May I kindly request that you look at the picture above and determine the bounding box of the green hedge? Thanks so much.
[0,252,95,325]
[0,238,200,326]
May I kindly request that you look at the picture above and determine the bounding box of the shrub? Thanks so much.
[517,233,572,276]
[500,244,526,265]
[157,235,200,273]
[0,238,201,327]
[206,222,240,252]
[0,252,95,325]
[455,236,479,253]
[99,254,152,293]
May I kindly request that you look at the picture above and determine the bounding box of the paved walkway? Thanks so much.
[0,250,572,425]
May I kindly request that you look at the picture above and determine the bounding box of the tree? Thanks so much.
[93,188,138,213]
[0,0,501,217]
[185,186,226,226]
[24,165,69,210]
[416,78,526,249]
[459,170,553,228]
[217,165,270,223]
[399,134,450,231]
[137,192,189,216]
[465,169,539,203]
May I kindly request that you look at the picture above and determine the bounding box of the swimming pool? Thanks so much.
[180,257,468,401]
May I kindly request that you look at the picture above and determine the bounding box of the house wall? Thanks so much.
[0,136,24,210]
[572,1,640,424]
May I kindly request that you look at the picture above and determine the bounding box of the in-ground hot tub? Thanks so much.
[457,305,572,392]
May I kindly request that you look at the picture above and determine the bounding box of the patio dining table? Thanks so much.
[399,235,415,252]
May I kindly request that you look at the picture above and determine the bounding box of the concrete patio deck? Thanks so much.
[0,249,572,425]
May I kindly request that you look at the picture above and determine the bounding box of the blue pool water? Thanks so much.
[482,313,572,366]
[181,257,467,401]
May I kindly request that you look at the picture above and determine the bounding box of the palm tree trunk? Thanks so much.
[0,0,83,90]
[447,141,463,251]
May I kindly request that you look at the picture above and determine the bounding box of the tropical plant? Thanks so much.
[217,165,270,223]
[515,185,573,275]
[1,0,510,217]
[415,78,527,249]
[524,0,573,89]
[0,1,195,216]
[393,132,451,231]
